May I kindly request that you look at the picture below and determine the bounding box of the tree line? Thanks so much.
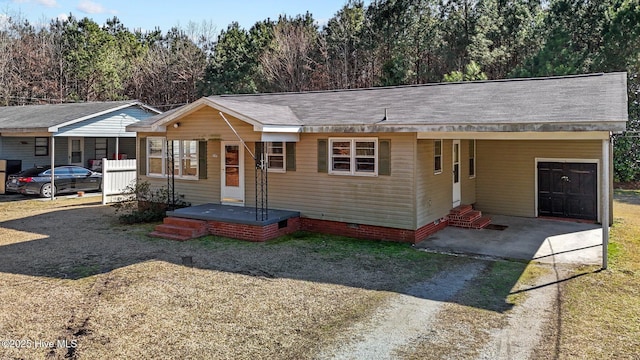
[0,0,638,180]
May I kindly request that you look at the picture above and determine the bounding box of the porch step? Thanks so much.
[449,204,473,216]
[149,217,208,241]
[448,205,491,229]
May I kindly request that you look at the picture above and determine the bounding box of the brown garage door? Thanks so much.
[538,162,597,220]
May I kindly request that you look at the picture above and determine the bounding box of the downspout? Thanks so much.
[601,136,611,270]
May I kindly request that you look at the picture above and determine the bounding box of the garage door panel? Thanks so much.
[538,162,597,221]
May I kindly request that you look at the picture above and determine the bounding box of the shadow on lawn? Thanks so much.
[614,189,640,205]
[0,203,564,313]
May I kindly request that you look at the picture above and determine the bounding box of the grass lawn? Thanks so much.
[0,196,474,359]
[1,192,638,359]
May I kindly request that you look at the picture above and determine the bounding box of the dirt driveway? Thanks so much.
[0,196,578,359]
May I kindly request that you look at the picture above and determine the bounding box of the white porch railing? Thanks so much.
[101,158,137,204]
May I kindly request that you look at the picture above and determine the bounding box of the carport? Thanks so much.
[416,214,602,266]
[0,101,160,199]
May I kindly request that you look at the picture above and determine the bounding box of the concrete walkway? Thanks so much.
[415,215,603,265]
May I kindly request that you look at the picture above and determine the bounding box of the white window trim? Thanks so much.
[147,137,165,178]
[146,137,199,180]
[266,141,286,173]
[469,139,476,179]
[329,137,378,176]
[174,140,199,179]
[434,139,443,174]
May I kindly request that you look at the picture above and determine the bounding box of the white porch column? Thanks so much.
[601,136,611,270]
[50,136,55,200]
[115,137,120,159]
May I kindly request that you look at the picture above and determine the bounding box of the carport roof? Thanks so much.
[0,100,160,133]
[130,72,629,133]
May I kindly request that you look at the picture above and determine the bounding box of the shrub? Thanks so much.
[113,180,190,224]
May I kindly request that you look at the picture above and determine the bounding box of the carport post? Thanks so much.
[50,135,55,201]
[602,137,610,270]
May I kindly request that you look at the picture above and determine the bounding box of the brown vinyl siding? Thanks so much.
[476,140,602,217]
[266,133,417,230]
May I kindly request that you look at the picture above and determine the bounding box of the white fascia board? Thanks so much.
[257,126,302,142]
[47,102,140,132]
[257,125,302,133]
[261,132,300,142]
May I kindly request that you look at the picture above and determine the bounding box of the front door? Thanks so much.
[221,141,244,205]
[538,162,597,220]
[68,138,84,166]
[452,139,461,207]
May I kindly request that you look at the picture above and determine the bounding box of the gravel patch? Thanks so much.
[319,262,487,360]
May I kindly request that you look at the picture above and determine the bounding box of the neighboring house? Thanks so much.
[0,101,161,172]
[127,73,628,243]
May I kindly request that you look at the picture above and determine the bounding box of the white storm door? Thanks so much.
[221,141,244,205]
[68,138,84,166]
[452,139,461,208]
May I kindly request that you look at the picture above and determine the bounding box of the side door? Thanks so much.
[68,138,84,166]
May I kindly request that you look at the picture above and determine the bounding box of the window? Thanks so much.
[174,140,198,177]
[35,137,49,156]
[469,139,476,178]
[266,142,285,172]
[329,138,377,176]
[434,139,442,174]
[95,138,108,160]
[146,138,198,178]
[147,137,165,176]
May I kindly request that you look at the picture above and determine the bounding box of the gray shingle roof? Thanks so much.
[211,98,302,126]
[219,72,628,131]
[130,72,629,133]
[0,101,153,131]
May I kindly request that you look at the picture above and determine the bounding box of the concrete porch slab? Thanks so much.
[166,203,300,226]
[415,215,603,265]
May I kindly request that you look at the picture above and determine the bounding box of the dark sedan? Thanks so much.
[5,165,102,197]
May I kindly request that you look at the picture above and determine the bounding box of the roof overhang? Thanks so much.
[127,98,304,135]
[128,97,300,132]
[0,130,51,137]
[47,101,160,132]
[301,121,627,134]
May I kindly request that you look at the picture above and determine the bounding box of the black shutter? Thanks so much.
[286,142,296,171]
[378,139,391,176]
[198,140,207,179]
[317,139,327,173]
[138,137,146,176]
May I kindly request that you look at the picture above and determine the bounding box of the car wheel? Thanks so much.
[40,183,56,198]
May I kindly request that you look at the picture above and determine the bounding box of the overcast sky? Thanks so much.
[1,0,370,33]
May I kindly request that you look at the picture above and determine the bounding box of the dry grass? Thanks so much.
[0,195,469,359]
[533,190,640,359]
